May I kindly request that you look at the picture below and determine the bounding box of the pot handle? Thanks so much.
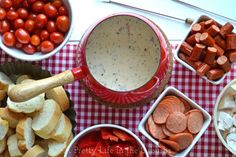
[9,67,86,102]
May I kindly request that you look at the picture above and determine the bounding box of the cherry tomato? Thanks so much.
[50,32,64,44]
[40,30,49,41]
[46,20,57,33]
[22,43,36,54]
[0,0,13,9]
[44,3,57,18]
[40,40,54,53]
[15,28,30,44]
[35,14,47,28]
[7,10,19,21]
[15,41,23,49]
[27,13,36,21]
[17,8,29,19]
[30,34,40,46]
[14,18,24,29]
[24,20,35,32]
[52,0,62,9]
[2,32,15,47]
[58,6,67,16]
[109,143,135,157]
[32,1,44,13]
[13,0,24,8]
[56,15,69,33]
[0,20,10,34]
[0,8,7,20]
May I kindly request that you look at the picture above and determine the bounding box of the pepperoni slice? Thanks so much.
[169,133,193,150]
[178,97,191,113]
[159,142,177,156]
[161,125,175,137]
[147,116,166,140]
[166,112,187,133]
[187,110,204,134]
[160,139,180,152]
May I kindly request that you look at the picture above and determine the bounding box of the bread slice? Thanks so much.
[0,118,9,140]
[0,72,13,91]
[0,90,6,101]
[46,86,69,112]
[16,75,32,84]
[0,137,6,154]
[7,93,45,114]
[7,134,23,157]
[23,145,46,157]
[16,117,35,151]
[50,114,72,142]
[48,133,73,157]
[0,107,25,128]
[32,99,62,139]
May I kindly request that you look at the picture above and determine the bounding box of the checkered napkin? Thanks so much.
[0,43,235,157]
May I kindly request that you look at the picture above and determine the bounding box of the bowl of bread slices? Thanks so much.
[0,62,76,157]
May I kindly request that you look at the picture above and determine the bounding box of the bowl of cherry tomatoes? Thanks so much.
[0,0,73,61]
[64,124,149,157]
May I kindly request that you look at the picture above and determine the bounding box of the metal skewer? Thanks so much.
[102,0,194,25]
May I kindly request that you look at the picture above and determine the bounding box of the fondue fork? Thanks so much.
[101,0,194,24]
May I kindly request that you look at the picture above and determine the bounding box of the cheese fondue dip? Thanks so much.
[86,15,161,91]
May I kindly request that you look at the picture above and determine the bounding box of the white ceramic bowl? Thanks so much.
[0,0,73,61]
[138,86,211,157]
[213,79,236,155]
[174,15,229,85]
[64,124,149,157]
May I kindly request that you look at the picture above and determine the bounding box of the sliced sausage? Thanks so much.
[200,32,215,46]
[204,47,217,65]
[220,22,234,38]
[180,41,193,56]
[187,111,204,134]
[206,69,225,80]
[190,43,205,61]
[216,55,231,72]
[196,63,211,76]
[226,34,236,50]
[166,112,187,134]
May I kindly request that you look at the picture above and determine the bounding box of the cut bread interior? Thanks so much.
[48,133,73,157]
[23,145,46,157]
[32,99,62,139]
[0,108,25,128]
[50,114,72,142]
[46,86,69,112]
[16,75,32,84]
[0,118,9,140]
[16,117,35,151]
[7,134,23,157]
[7,93,45,114]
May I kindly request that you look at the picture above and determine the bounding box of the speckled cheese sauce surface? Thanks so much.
[86,15,161,91]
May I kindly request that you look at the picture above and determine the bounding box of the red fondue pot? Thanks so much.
[9,13,172,107]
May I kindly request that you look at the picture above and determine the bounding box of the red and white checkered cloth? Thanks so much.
[1,44,235,157]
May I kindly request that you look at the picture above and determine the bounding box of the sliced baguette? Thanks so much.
[46,86,69,112]
[0,137,6,154]
[48,133,73,157]
[0,108,25,128]
[7,93,45,114]
[23,145,46,157]
[16,117,35,151]
[50,114,72,142]
[7,134,23,157]
[0,90,6,101]
[0,118,9,140]
[32,99,62,139]
[16,75,32,84]
[0,72,13,91]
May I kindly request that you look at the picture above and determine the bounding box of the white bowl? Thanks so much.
[64,124,149,157]
[213,79,236,155]
[138,86,211,157]
[0,0,74,61]
[174,15,229,85]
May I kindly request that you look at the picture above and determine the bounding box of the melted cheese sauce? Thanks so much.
[86,15,161,91]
